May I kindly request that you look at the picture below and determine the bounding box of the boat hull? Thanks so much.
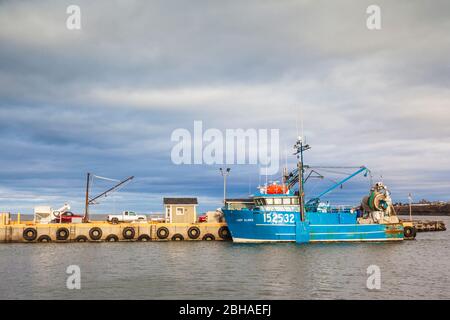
[222,209,404,243]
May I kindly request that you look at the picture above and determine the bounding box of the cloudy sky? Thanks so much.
[0,0,449,214]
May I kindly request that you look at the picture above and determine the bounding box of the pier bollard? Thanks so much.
[1,213,10,225]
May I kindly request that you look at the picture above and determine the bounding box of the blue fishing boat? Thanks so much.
[222,138,409,243]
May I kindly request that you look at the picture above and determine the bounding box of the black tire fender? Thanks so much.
[122,227,136,240]
[187,226,201,239]
[23,228,37,241]
[171,233,184,241]
[202,234,215,241]
[157,227,169,239]
[404,226,417,239]
[218,226,231,240]
[137,234,151,242]
[37,235,52,243]
[75,235,88,242]
[89,227,103,241]
[56,227,70,241]
[105,234,119,242]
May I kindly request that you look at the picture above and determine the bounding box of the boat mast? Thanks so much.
[298,161,305,222]
[294,137,310,222]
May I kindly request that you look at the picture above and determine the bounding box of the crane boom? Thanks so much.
[83,174,134,222]
[89,176,134,204]
[306,166,369,205]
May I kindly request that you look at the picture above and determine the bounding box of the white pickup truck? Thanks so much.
[107,211,147,224]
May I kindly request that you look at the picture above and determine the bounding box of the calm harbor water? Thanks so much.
[1,216,449,300]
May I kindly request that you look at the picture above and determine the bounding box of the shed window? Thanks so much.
[176,207,185,215]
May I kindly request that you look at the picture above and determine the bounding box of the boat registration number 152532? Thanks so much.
[263,212,295,224]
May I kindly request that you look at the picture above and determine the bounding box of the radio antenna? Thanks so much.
[300,105,305,143]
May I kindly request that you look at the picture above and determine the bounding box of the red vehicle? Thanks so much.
[198,215,207,223]
[53,212,84,223]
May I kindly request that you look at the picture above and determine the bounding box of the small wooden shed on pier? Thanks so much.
[163,198,198,223]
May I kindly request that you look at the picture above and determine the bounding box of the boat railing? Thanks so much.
[265,205,356,213]
[252,205,299,213]
[328,205,356,213]
[239,204,356,214]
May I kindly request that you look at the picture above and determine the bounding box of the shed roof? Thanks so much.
[163,197,198,205]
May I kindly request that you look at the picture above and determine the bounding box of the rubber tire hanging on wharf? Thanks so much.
[23,228,37,241]
[89,227,103,241]
[187,226,201,239]
[122,227,135,240]
[157,227,169,239]
[56,227,70,241]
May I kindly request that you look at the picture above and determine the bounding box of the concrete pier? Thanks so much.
[0,221,231,243]
[399,218,446,232]
[412,220,446,232]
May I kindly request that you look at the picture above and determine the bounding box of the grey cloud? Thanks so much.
[0,0,449,214]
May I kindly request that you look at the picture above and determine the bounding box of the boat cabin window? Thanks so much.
[274,198,282,205]
[266,198,273,205]
[282,198,291,205]
[292,198,299,205]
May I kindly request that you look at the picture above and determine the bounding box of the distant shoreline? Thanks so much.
[394,204,450,216]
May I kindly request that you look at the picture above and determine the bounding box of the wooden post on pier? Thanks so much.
[84,172,90,223]
[408,193,413,221]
